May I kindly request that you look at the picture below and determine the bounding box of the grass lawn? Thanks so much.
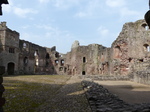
[3,75,71,112]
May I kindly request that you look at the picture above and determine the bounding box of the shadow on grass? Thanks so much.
[3,75,91,112]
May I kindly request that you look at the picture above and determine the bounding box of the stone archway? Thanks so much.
[7,62,15,75]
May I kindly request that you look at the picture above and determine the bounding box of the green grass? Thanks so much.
[3,75,71,112]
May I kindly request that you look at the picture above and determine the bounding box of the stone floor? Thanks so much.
[95,81,150,104]
[82,80,150,112]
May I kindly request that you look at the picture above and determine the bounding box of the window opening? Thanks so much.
[23,57,28,66]
[59,67,63,71]
[34,50,39,56]
[55,60,58,65]
[34,50,39,66]
[82,71,86,75]
[128,58,132,62]
[61,60,64,66]
[23,43,27,49]
[46,53,50,59]
[83,57,86,63]
[139,59,144,62]
[55,52,59,58]
[142,24,149,30]
[9,48,15,53]
[35,58,39,66]
[143,44,150,52]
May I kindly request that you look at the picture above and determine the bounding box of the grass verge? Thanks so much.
[3,75,71,112]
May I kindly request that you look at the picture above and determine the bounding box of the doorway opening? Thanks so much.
[82,71,86,75]
[7,62,15,75]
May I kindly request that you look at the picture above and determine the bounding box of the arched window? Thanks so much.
[23,43,27,49]
[55,60,58,65]
[34,50,39,56]
[61,60,64,66]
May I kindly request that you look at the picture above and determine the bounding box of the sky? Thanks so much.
[0,0,149,53]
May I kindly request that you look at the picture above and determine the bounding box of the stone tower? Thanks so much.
[0,22,19,74]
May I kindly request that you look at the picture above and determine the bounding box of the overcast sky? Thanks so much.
[1,0,149,53]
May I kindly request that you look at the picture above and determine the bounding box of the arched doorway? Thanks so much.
[7,62,15,75]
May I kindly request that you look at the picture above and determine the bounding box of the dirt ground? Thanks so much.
[3,75,91,112]
[94,80,150,104]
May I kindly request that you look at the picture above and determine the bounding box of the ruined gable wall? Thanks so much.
[19,40,48,74]
[110,19,150,76]
[65,42,105,75]
[46,47,66,75]
[0,22,19,73]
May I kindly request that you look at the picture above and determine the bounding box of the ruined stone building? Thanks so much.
[1,19,150,84]
[0,22,65,75]
[64,19,150,84]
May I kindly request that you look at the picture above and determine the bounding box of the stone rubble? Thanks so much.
[82,80,150,112]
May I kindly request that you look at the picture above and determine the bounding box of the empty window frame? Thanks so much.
[9,48,15,53]
[143,44,150,52]
[83,57,86,63]
[82,71,86,75]
[34,50,39,56]
[55,60,59,65]
[141,23,149,30]
[23,57,28,66]
[61,60,64,66]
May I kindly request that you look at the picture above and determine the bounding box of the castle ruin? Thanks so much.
[1,19,150,84]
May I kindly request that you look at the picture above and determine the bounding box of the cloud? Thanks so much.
[38,0,80,10]
[75,0,103,18]
[31,24,75,53]
[13,7,38,18]
[3,0,38,18]
[38,0,50,4]
[2,0,13,13]
[97,26,109,37]
[120,7,140,18]
[54,0,79,8]
[106,0,126,8]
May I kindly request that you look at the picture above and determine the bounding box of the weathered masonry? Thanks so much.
[1,20,150,84]
[0,22,66,75]
[64,19,150,85]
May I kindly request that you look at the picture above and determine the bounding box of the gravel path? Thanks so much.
[36,76,91,112]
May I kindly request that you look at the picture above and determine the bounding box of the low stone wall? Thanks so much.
[82,80,150,112]
[80,75,129,81]
[133,71,150,85]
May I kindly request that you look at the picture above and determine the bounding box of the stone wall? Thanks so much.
[65,41,106,75]
[0,22,66,75]
[64,19,150,85]
[0,22,19,75]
